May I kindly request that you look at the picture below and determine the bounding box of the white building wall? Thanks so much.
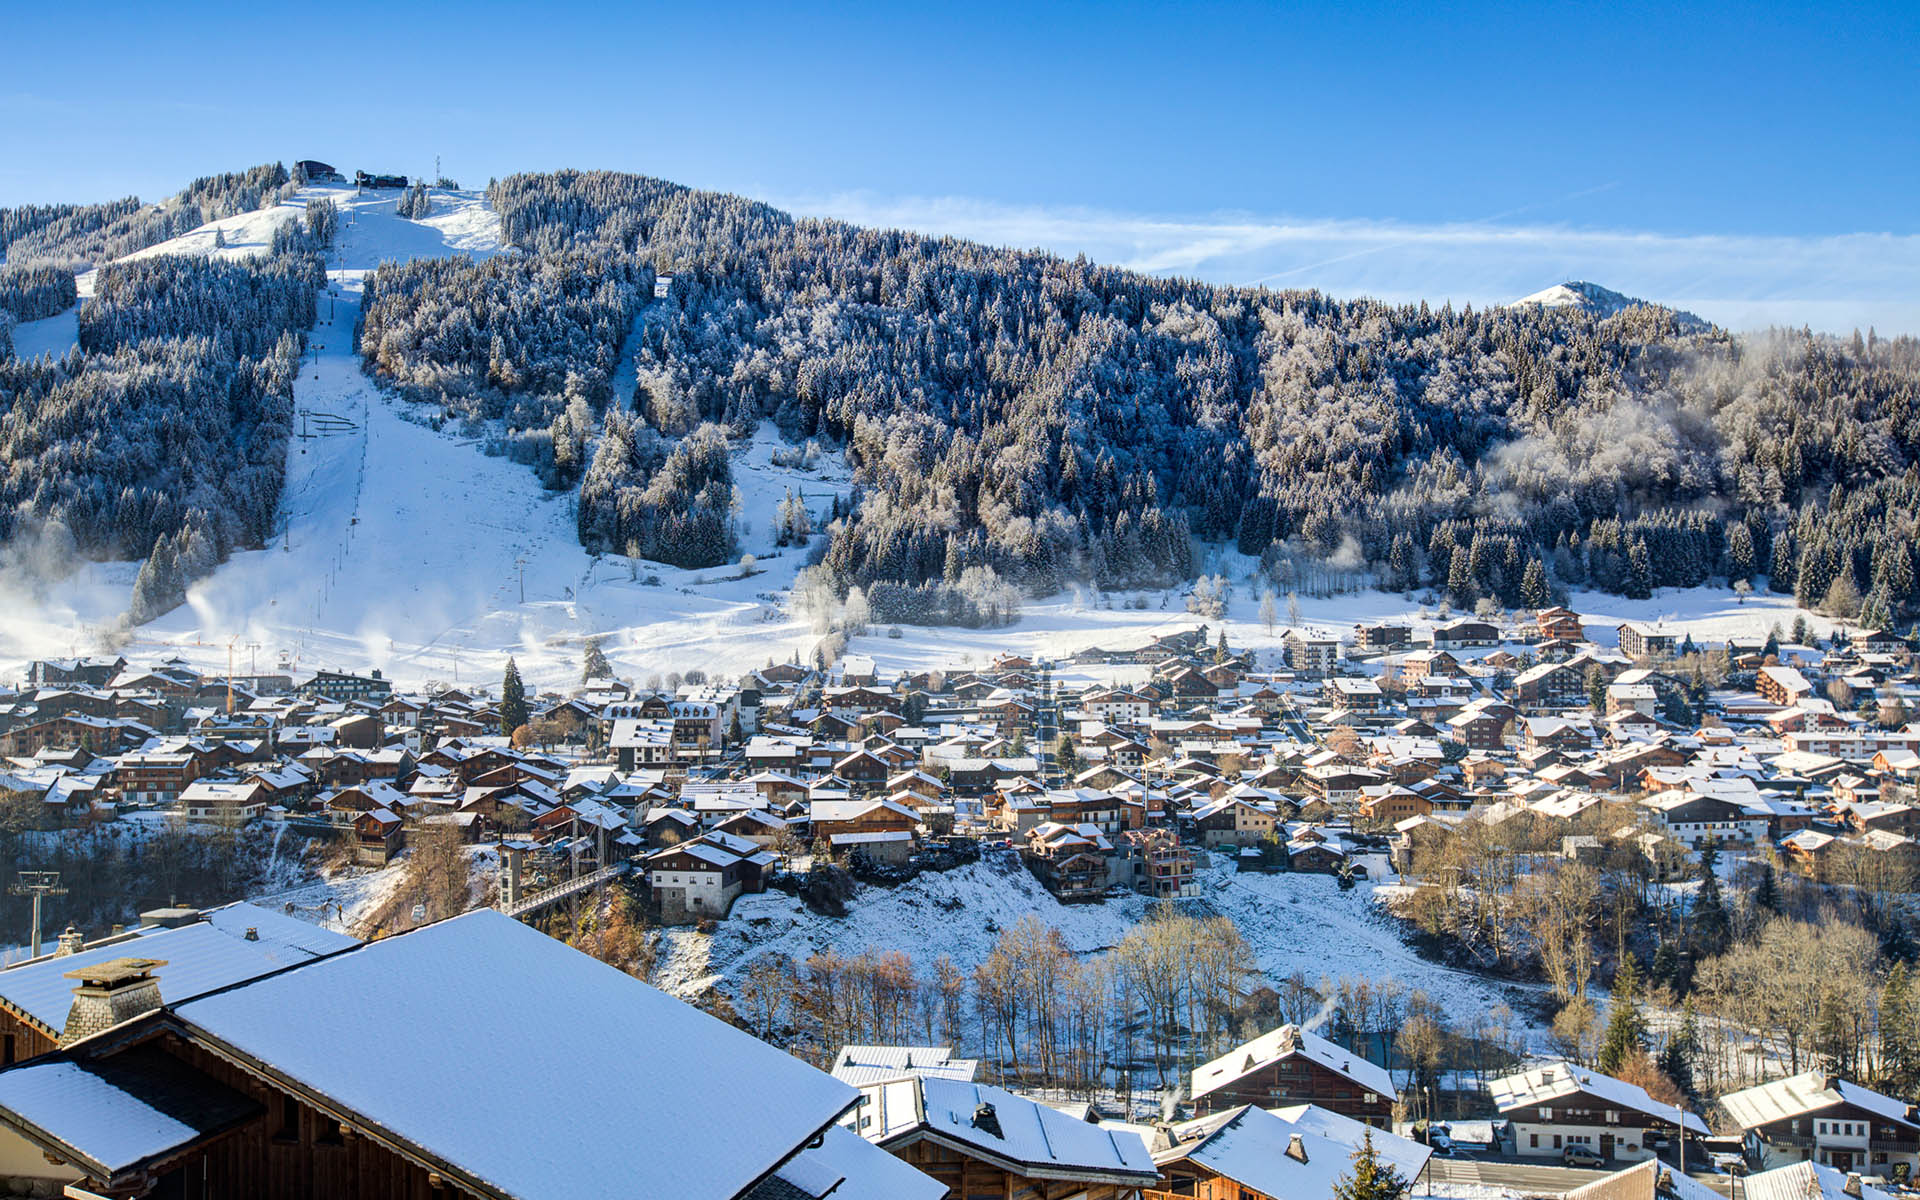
[1513,1120,1659,1162]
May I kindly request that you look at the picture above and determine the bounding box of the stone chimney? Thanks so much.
[1286,1133,1310,1163]
[53,926,84,957]
[61,958,167,1043]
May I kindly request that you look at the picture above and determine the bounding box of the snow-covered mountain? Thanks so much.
[0,176,1861,693]
[1509,280,1709,330]
[0,186,854,690]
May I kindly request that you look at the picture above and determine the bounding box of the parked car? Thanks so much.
[1563,1145,1605,1167]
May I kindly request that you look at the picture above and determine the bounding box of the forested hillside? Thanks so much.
[441,171,1920,623]
[0,163,296,271]
[355,252,649,490]
[0,265,78,324]
[0,172,329,624]
[10,162,1917,632]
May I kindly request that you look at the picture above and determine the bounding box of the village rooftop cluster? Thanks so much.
[0,606,1916,1196]
[2,608,1917,912]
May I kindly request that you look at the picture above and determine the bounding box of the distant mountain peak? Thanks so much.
[1509,280,1709,330]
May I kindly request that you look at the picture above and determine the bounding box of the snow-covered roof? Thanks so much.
[1191,1024,1394,1102]
[175,910,858,1200]
[829,830,913,845]
[853,1075,1156,1183]
[178,780,263,804]
[1158,1104,1428,1198]
[1269,1102,1430,1175]
[1720,1070,1916,1131]
[1489,1061,1709,1133]
[1744,1160,1895,1200]
[773,1122,945,1200]
[648,840,743,868]
[1562,1158,1724,1200]
[0,1058,209,1174]
[830,1045,979,1087]
[0,903,355,1036]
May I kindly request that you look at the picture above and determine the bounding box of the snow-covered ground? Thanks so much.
[248,842,500,938]
[0,183,873,691]
[835,577,1841,693]
[654,851,1547,1044]
[7,306,78,360]
[0,184,1851,694]
[247,859,414,937]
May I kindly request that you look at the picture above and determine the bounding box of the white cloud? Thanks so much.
[771,190,1920,336]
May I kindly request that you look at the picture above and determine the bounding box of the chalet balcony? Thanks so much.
[1765,1133,1920,1155]
[1050,872,1105,901]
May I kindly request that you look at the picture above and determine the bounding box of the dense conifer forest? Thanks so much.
[0,168,327,622]
[7,163,1919,626]
[0,264,79,324]
[461,171,1920,620]
[0,164,296,272]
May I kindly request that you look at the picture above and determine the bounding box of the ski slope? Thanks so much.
[0,185,860,691]
[0,187,1848,693]
[6,307,78,361]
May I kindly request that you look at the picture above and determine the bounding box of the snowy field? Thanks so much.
[0,184,1851,693]
[248,842,500,938]
[248,859,413,937]
[6,307,78,361]
[654,851,1549,1044]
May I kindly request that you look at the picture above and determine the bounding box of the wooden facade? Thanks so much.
[1146,1170,1270,1200]
[889,1137,1139,1200]
[144,1034,456,1200]
[0,1001,60,1067]
[1194,1056,1391,1126]
[1742,1101,1920,1173]
[0,1028,460,1200]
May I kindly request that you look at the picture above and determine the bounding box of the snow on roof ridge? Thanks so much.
[175,909,857,1199]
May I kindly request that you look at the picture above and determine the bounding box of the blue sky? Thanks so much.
[4,1,1916,330]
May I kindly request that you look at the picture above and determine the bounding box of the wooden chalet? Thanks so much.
[1537,607,1585,642]
[0,910,919,1199]
[1722,1071,1920,1173]
[1147,1104,1430,1200]
[1492,1061,1708,1163]
[351,809,404,865]
[1190,1024,1395,1125]
[848,1075,1158,1200]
